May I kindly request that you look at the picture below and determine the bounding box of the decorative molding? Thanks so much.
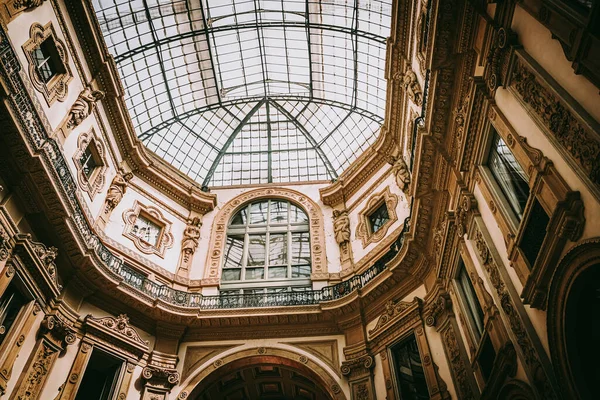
[71,129,107,200]
[175,217,201,279]
[394,66,423,106]
[387,154,411,195]
[340,354,374,379]
[21,22,72,105]
[0,1,46,26]
[356,187,399,247]
[332,209,353,273]
[122,201,174,258]
[84,314,148,350]
[471,218,559,399]
[203,187,327,284]
[284,340,341,378]
[97,171,133,228]
[65,85,104,131]
[181,345,239,382]
[507,51,600,196]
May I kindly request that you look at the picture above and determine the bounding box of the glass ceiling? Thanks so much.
[93,0,391,187]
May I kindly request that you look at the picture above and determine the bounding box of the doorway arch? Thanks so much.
[548,238,600,400]
[176,347,347,400]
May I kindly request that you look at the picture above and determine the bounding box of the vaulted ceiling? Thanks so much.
[93,0,391,186]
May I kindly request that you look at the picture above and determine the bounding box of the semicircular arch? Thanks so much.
[176,347,346,400]
[547,238,600,400]
[203,187,328,284]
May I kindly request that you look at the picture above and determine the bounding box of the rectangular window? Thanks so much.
[132,213,163,247]
[75,349,123,400]
[32,37,65,83]
[78,144,101,179]
[391,333,430,400]
[0,283,27,347]
[520,198,550,269]
[455,261,485,343]
[369,202,389,233]
[487,130,530,220]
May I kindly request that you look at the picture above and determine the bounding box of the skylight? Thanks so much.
[93,0,391,187]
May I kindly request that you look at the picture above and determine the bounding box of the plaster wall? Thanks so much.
[512,5,600,123]
[6,2,84,132]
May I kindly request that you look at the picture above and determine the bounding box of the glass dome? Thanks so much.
[93,0,392,186]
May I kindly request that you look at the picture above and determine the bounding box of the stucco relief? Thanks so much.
[122,201,174,258]
[203,187,327,285]
[356,187,399,248]
[72,129,108,200]
[21,22,73,105]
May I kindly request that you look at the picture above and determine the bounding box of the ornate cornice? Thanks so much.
[84,314,149,356]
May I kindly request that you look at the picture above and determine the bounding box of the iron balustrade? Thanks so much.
[0,26,412,310]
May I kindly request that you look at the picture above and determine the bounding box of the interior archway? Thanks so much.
[190,356,334,400]
[548,239,600,400]
[178,348,346,400]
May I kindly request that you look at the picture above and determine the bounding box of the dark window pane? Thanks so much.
[521,199,550,269]
[488,131,530,220]
[369,202,389,233]
[392,334,430,400]
[231,207,247,225]
[249,201,268,225]
[269,234,287,265]
[269,201,288,223]
[75,349,122,400]
[291,232,311,265]
[34,38,65,83]
[478,335,496,382]
[0,284,27,346]
[247,235,266,266]
[457,263,485,341]
[79,145,99,179]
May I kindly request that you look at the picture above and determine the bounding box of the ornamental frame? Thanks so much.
[122,201,174,258]
[356,187,399,248]
[72,129,107,201]
[203,187,327,286]
[22,22,73,106]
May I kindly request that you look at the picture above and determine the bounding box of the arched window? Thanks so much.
[221,200,312,294]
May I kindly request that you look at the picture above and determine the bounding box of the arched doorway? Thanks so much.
[177,348,346,400]
[548,239,600,400]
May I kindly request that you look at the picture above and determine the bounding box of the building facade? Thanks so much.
[0,0,597,399]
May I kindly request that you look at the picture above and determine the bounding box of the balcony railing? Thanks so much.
[0,26,412,310]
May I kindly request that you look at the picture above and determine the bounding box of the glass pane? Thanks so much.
[230,207,247,225]
[249,201,268,225]
[247,235,266,266]
[269,201,288,223]
[291,232,311,265]
[292,265,311,278]
[488,132,530,220]
[369,203,389,233]
[392,334,430,400]
[223,235,244,269]
[458,266,484,340]
[221,269,241,281]
[245,268,265,280]
[132,214,162,246]
[269,234,287,265]
[289,204,309,223]
[268,266,287,279]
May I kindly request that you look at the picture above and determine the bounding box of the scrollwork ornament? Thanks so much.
[66,86,104,130]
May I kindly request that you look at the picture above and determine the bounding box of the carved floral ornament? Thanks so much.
[122,201,174,257]
[203,187,327,284]
[85,314,148,347]
[356,187,399,247]
[21,22,73,105]
[72,129,108,199]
